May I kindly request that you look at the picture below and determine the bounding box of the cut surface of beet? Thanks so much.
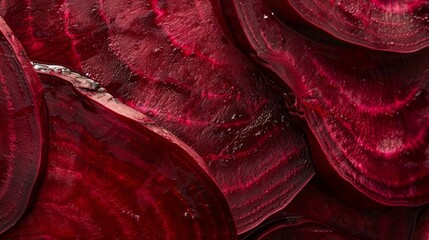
[1,0,314,232]
[240,181,420,240]
[0,17,45,234]
[222,0,429,205]
[2,66,236,239]
[241,220,353,240]
[272,0,429,52]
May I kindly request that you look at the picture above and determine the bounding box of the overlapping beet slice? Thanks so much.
[266,0,429,53]
[1,0,314,232]
[241,220,353,240]
[222,0,429,205]
[241,181,420,240]
[0,18,45,233]
[2,65,235,239]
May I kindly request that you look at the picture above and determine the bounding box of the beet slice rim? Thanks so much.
[0,17,46,234]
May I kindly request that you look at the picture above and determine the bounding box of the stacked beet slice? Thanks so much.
[1,0,315,234]
[0,0,427,239]
[221,0,429,207]
[3,66,236,239]
[0,17,45,235]
[271,0,429,53]
[0,16,236,238]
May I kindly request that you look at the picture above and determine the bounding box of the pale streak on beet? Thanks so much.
[283,0,429,53]
[224,0,429,205]
[0,17,45,234]
[1,0,315,233]
[2,66,236,239]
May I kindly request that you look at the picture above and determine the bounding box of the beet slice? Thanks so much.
[279,181,419,240]
[267,0,429,53]
[0,17,45,233]
[241,181,420,240]
[241,220,353,240]
[1,0,314,233]
[222,0,429,205]
[2,65,236,239]
[0,1,81,68]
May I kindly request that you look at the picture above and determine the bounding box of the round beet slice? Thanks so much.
[2,65,236,239]
[0,17,45,233]
[258,181,420,240]
[277,0,429,53]
[221,0,429,205]
[241,220,353,240]
[1,0,315,233]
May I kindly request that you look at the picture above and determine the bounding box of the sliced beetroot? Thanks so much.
[0,1,81,68]
[2,66,236,239]
[281,181,419,240]
[241,181,420,240]
[241,219,353,240]
[267,0,429,53]
[222,0,429,205]
[0,18,45,233]
[1,0,314,233]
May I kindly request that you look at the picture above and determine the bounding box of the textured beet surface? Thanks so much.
[1,0,427,238]
[271,181,419,240]
[241,219,353,240]
[238,180,420,240]
[223,0,429,206]
[1,0,315,233]
[272,0,429,53]
[2,68,236,239]
[0,17,45,234]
